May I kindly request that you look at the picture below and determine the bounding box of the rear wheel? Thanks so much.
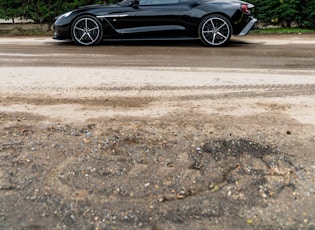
[71,15,103,46]
[198,14,232,47]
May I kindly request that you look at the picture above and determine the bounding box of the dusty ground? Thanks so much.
[0,35,315,229]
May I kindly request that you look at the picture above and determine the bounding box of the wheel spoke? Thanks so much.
[87,32,94,42]
[85,19,88,30]
[79,32,87,41]
[203,29,215,34]
[217,32,227,39]
[217,22,227,31]
[212,34,216,44]
[74,26,85,32]
[210,19,215,29]
[89,26,99,31]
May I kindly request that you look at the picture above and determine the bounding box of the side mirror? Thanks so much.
[132,0,140,9]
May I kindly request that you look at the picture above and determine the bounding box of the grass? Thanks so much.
[0,23,53,36]
[251,27,314,35]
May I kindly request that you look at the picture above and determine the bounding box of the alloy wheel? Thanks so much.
[199,15,231,46]
[72,16,102,46]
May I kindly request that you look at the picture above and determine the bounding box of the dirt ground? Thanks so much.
[0,35,315,229]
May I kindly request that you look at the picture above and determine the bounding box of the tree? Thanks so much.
[250,0,315,29]
[299,0,315,29]
[0,0,24,23]
[22,0,96,25]
[0,0,106,24]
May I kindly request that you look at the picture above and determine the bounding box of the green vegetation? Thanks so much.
[0,0,116,25]
[250,0,315,29]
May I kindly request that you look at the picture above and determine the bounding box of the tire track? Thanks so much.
[81,83,315,92]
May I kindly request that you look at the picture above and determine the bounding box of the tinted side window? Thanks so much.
[140,0,179,5]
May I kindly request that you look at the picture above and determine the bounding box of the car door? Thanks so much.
[111,0,187,36]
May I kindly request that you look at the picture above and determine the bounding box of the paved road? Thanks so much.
[0,34,315,69]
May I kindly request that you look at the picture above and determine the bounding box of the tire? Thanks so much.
[71,15,103,46]
[198,14,232,47]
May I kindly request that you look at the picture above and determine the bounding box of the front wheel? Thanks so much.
[198,14,232,47]
[71,15,103,46]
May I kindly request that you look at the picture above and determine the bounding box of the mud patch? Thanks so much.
[194,139,296,199]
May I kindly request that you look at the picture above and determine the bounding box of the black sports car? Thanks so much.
[53,0,257,46]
